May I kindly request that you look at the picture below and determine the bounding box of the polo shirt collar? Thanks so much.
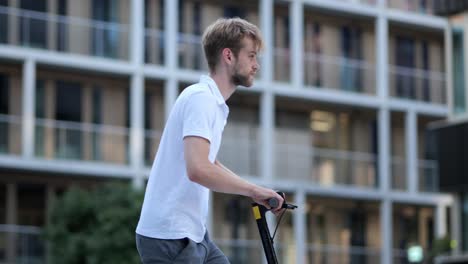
[199,75,226,106]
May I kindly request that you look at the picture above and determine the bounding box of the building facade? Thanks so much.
[0,0,456,263]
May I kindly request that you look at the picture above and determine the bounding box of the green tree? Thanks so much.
[45,182,144,264]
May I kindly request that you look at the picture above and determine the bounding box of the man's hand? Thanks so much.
[250,186,285,215]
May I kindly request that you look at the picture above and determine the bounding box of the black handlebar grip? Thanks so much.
[268,198,279,208]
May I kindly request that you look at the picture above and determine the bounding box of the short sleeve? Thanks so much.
[182,92,217,142]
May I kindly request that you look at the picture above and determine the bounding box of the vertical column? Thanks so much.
[406,110,417,193]
[376,4,388,99]
[290,0,304,89]
[260,0,273,83]
[164,79,178,121]
[130,74,145,188]
[451,194,461,254]
[381,199,393,264]
[376,1,392,262]
[445,21,454,118]
[164,0,179,120]
[130,0,144,66]
[435,203,447,238]
[6,183,17,263]
[165,0,178,72]
[130,0,145,188]
[294,190,306,264]
[379,108,392,264]
[22,58,36,159]
[260,91,274,181]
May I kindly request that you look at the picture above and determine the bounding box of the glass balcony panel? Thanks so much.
[389,65,446,104]
[304,53,376,94]
[144,29,165,65]
[177,32,206,71]
[275,142,377,188]
[418,159,438,193]
[218,123,259,177]
[388,0,436,15]
[0,6,129,60]
[0,114,22,155]
[274,47,291,83]
[35,118,129,164]
[391,156,407,191]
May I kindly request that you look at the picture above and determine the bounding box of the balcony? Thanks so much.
[304,52,376,94]
[217,123,260,177]
[388,0,437,15]
[177,32,207,71]
[389,65,446,104]
[276,143,377,188]
[0,114,22,156]
[0,6,129,60]
[35,118,129,164]
[0,224,44,264]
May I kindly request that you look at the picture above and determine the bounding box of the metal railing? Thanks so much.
[307,244,381,264]
[177,32,207,71]
[0,114,22,155]
[388,0,436,15]
[389,64,446,104]
[276,143,378,188]
[35,118,129,164]
[0,224,45,264]
[304,52,376,94]
[418,159,438,193]
[0,6,129,60]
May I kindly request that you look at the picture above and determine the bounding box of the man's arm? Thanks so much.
[184,136,284,211]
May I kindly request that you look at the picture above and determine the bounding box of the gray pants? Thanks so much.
[136,232,230,264]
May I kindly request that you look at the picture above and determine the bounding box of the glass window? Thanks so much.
[56,0,67,51]
[0,74,9,153]
[17,184,46,226]
[340,26,362,92]
[224,5,245,18]
[421,41,430,102]
[35,80,45,157]
[92,0,119,58]
[0,73,8,114]
[0,0,7,44]
[20,0,47,48]
[0,184,5,224]
[453,30,466,115]
[396,36,415,99]
[55,81,82,159]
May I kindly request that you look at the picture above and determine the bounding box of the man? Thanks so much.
[136,17,284,263]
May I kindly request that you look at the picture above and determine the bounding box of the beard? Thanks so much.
[231,64,253,87]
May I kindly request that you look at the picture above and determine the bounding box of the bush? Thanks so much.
[45,182,144,264]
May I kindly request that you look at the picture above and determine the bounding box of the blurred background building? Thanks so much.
[0,0,462,263]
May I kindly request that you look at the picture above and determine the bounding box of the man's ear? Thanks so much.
[222,48,233,65]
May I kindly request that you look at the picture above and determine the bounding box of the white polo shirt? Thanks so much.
[136,75,229,243]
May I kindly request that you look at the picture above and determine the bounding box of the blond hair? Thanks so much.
[202,17,264,72]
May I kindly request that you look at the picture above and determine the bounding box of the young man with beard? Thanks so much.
[135,17,284,263]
